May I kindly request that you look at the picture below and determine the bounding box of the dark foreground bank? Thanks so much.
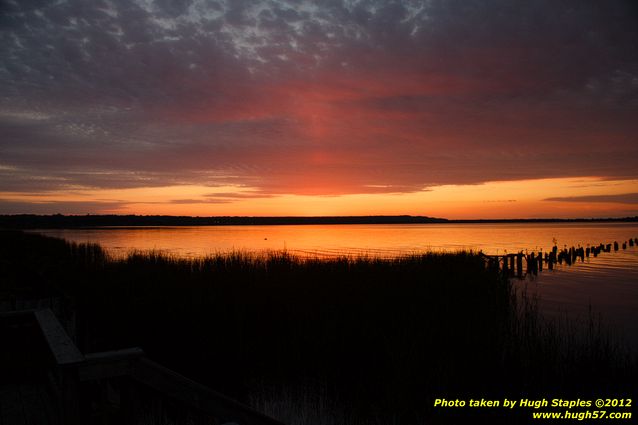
[1,230,636,424]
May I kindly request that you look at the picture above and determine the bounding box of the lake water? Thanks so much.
[32,222,638,345]
[30,222,638,258]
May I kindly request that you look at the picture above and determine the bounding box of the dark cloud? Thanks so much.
[1,0,637,197]
[544,193,638,204]
[203,192,273,199]
[0,199,128,214]
[168,198,232,204]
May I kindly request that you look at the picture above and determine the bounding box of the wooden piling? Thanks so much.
[516,253,523,278]
[487,235,637,281]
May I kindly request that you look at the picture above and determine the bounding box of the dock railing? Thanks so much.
[1,308,286,425]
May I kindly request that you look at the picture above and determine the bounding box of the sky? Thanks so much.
[1,0,637,219]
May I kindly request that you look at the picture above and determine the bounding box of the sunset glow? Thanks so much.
[1,1,637,218]
[1,177,637,219]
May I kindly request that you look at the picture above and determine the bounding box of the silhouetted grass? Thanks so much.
[1,230,636,424]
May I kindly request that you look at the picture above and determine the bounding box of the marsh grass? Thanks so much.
[1,230,636,424]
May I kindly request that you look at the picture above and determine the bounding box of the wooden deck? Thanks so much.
[0,381,60,425]
[1,308,286,425]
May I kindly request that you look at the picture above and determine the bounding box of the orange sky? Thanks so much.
[1,177,637,219]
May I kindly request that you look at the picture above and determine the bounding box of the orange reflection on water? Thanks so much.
[34,222,638,258]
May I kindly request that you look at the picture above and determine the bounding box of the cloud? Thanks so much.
[544,193,638,204]
[203,191,274,199]
[0,199,128,214]
[0,0,637,197]
[168,198,232,204]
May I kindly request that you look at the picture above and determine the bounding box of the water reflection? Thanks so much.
[32,222,638,258]
[518,248,638,347]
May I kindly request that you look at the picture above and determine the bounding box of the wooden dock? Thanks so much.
[0,308,286,425]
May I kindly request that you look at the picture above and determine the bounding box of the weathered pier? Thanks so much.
[481,237,638,279]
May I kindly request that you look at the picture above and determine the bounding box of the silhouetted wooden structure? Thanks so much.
[1,308,286,425]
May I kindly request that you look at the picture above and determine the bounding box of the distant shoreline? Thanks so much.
[1,214,637,228]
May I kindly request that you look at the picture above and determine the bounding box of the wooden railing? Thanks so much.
[1,308,286,425]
